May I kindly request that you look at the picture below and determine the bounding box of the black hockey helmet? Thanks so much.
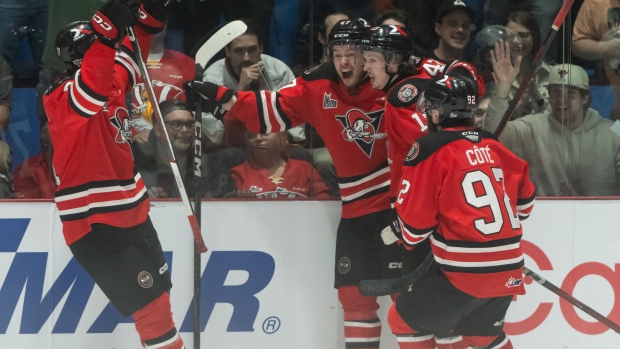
[419,75,478,128]
[55,21,96,71]
[361,25,413,64]
[327,18,370,58]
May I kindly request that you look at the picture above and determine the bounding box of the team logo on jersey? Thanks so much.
[323,93,338,109]
[249,185,263,193]
[138,271,153,288]
[109,108,132,144]
[505,276,523,288]
[257,187,307,198]
[405,142,420,161]
[398,84,418,103]
[336,109,386,157]
[338,257,351,274]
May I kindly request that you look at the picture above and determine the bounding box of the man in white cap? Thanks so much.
[487,42,620,196]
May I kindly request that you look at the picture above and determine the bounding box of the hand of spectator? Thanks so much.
[237,63,262,91]
[147,186,169,198]
[132,130,150,144]
[490,39,521,100]
[602,38,620,59]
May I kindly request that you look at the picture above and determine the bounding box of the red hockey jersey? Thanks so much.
[130,49,195,120]
[394,128,535,298]
[227,62,390,218]
[43,30,152,245]
[231,159,331,198]
[385,59,484,204]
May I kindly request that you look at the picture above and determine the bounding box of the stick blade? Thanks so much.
[194,20,248,69]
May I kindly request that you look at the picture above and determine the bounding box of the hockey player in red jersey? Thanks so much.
[186,19,401,349]
[43,1,186,348]
[361,23,485,349]
[387,75,535,349]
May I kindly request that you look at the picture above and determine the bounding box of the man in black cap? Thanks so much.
[432,0,476,63]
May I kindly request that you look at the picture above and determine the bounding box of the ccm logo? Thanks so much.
[92,14,112,31]
[389,262,402,269]
[139,9,147,19]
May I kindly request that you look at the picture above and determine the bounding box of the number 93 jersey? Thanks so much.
[394,127,535,298]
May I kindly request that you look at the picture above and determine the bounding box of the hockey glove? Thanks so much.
[184,81,236,120]
[138,0,180,33]
[90,0,140,48]
[380,208,403,245]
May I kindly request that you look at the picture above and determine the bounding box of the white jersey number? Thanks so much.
[462,168,520,235]
[411,112,428,133]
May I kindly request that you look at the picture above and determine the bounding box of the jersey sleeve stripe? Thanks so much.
[55,172,142,198]
[258,90,273,133]
[273,91,293,130]
[399,216,435,247]
[116,47,140,87]
[75,71,107,103]
[255,91,268,133]
[516,195,535,219]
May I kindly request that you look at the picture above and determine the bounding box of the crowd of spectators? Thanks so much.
[1,0,620,200]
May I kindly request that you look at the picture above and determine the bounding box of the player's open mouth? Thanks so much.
[342,70,353,79]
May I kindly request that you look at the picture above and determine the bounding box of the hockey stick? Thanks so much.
[492,0,575,137]
[193,20,248,70]
[523,267,620,334]
[126,26,208,253]
[189,21,247,349]
[358,252,434,297]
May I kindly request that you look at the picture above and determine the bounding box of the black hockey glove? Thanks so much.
[184,80,236,120]
[380,208,403,245]
[90,0,140,48]
[138,0,180,33]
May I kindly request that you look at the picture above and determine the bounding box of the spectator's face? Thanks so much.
[324,14,350,39]
[548,86,588,126]
[435,10,473,51]
[332,45,366,89]
[363,50,396,90]
[245,132,283,157]
[226,34,262,76]
[161,110,195,154]
[473,97,490,128]
[506,21,532,57]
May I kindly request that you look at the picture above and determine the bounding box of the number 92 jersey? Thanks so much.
[394,128,535,298]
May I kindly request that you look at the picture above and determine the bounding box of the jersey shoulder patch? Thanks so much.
[302,61,340,83]
[387,77,429,108]
[403,131,460,167]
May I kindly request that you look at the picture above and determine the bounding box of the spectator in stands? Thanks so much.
[0,0,48,85]
[487,43,620,196]
[134,99,234,199]
[473,84,492,129]
[0,140,12,198]
[13,120,56,199]
[130,21,196,144]
[431,0,476,63]
[572,0,620,120]
[228,131,331,198]
[0,56,11,136]
[478,11,550,119]
[374,8,430,60]
[202,18,305,168]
